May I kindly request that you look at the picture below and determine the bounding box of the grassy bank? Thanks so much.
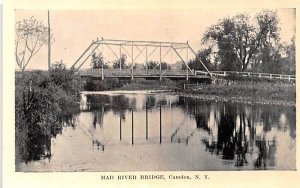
[179,79,295,106]
[15,63,82,167]
[84,77,295,106]
[84,78,183,91]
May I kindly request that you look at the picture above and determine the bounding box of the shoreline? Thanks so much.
[172,91,296,107]
[81,88,295,107]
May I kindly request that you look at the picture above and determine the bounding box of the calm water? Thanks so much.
[19,91,296,171]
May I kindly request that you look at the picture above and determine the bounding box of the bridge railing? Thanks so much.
[195,70,295,81]
[78,68,195,77]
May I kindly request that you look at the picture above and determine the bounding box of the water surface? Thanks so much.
[19,91,296,171]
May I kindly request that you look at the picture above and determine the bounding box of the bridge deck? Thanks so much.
[78,69,211,79]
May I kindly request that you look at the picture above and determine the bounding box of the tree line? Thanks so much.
[189,10,295,75]
[90,52,170,70]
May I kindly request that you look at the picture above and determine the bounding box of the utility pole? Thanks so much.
[48,10,51,70]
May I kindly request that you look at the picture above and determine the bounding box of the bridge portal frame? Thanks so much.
[71,38,212,80]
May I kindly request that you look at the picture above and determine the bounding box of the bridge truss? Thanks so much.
[71,38,212,80]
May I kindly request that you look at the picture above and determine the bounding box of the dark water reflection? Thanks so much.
[21,91,296,171]
[79,92,295,170]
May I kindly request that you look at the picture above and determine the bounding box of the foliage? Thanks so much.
[50,61,83,104]
[145,60,170,70]
[15,16,54,71]
[188,48,214,71]
[251,36,295,74]
[202,10,280,71]
[112,53,128,69]
[91,52,109,69]
[15,62,82,165]
[84,78,122,91]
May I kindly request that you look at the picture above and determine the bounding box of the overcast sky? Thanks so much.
[16,9,295,70]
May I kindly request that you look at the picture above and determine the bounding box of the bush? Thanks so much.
[15,62,82,165]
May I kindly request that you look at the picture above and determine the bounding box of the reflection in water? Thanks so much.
[192,100,293,169]
[21,92,296,171]
[24,106,80,163]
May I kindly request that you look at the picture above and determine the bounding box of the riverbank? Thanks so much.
[114,79,296,106]
[15,64,82,167]
[178,81,295,106]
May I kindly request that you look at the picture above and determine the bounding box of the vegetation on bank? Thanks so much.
[15,62,82,166]
[82,76,295,106]
[83,78,182,91]
[180,77,295,106]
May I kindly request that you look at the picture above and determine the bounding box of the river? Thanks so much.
[18,90,296,171]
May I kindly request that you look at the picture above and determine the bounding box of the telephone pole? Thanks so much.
[48,10,51,70]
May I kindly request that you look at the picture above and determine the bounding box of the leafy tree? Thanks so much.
[202,10,279,71]
[188,48,215,71]
[15,16,54,71]
[161,62,170,70]
[284,36,295,74]
[112,53,128,69]
[251,36,295,74]
[49,61,82,104]
[145,60,169,70]
[146,60,158,69]
[90,52,109,69]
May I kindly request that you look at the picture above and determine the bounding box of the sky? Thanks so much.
[15,9,295,70]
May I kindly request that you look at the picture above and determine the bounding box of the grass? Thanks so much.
[182,80,295,106]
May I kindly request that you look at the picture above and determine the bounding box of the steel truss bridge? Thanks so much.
[72,38,295,82]
[71,38,211,80]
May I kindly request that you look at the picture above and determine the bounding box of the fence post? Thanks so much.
[259,73,261,78]
[270,74,272,79]
[288,76,291,81]
[223,71,226,76]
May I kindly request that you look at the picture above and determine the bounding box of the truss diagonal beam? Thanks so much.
[71,42,95,69]
[147,46,158,59]
[121,45,132,59]
[172,47,194,74]
[134,46,146,62]
[105,44,119,60]
[161,47,172,61]
[187,44,212,76]
[76,43,100,71]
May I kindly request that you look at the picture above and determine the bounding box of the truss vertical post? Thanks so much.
[131,43,134,80]
[119,44,122,70]
[160,43,162,81]
[146,46,148,74]
[186,44,189,80]
[101,44,104,80]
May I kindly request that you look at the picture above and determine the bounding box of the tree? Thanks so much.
[202,10,279,71]
[15,16,54,71]
[146,60,158,69]
[284,36,295,74]
[90,52,109,69]
[145,60,169,70]
[188,48,214,71]
[251,36,295,74]
[49,61,82,103]
[112,53,127,69]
